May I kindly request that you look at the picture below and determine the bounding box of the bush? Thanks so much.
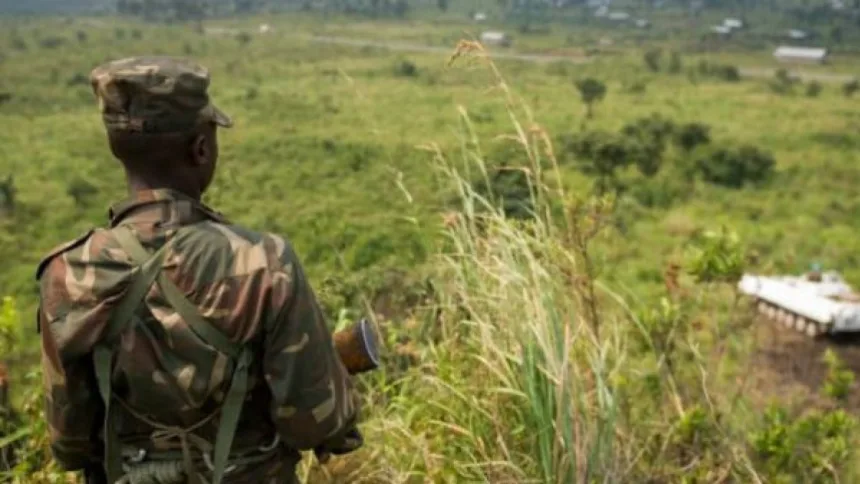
[668,51,682,74]
[750,406,857,483]
[844,79,860,97]
[38,37,65,49]
[694,145,775,188]
[393,59,418,77]
[806,81,823,97]
[674,122,711,152]
[66,177,98,207]
[644,48,662,72]
[698,61,741,82]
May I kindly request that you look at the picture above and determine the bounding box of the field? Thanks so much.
[2,3,860,483]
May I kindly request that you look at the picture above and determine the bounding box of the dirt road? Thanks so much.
[309,35,857,84]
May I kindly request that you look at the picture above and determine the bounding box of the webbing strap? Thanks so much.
[108,225,250,484]
[113,227,241,359]
[94,236,170,483]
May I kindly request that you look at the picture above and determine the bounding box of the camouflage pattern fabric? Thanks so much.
[37,189,362,483]
[90,56,233,134]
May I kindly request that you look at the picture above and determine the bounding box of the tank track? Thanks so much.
[756,299,827,338]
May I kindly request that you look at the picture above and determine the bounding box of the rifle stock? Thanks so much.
[332,318,380,375]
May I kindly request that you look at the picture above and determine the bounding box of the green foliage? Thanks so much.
[66,177,98,208]
[843,79,860,97]
[561,130,632,193]
[769,68,798,95]
[668,51,682,74]
[0,297,20,357]
[697,61,741,82]
[674,122,711,152]
[574,77,607,118]
[0,176,15,214]
[392,58,418,77]
[750,405,858,483]
[694,145,775,188]
[806,81,823,98]
[822,349,855,401]
[644,48,662,72]
[684,227,745,284]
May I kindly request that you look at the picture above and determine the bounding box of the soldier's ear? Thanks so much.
[190,132,210,166]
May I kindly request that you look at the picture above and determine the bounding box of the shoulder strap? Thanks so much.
[101,224,251,484]
[93,230,170,482]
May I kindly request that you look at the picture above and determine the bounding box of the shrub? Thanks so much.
[393,59,418,77]
[38,37,65,49]
[644,48,662,72]
[668,51,682,74]
[844,79,860,98]
[805,81,823,98]
[674,122,711,152]
[694,145,775,188]
[66,177,98,207]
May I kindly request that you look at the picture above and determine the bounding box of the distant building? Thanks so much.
[773,46,829,64]
[607,11,631,21]
[473,12,487,22]
[635,18,651,29]
[788,29,808,40]
[723,18,744,30]
[480,31,512,47]
[711,25,733,36]
[594,6,609,17]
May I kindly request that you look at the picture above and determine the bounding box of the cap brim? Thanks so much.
[205,103,233,128]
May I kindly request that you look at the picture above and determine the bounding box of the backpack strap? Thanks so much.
[105,225,252,484]
[93,233,170,482]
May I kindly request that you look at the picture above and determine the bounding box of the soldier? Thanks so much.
[36,56,363,484]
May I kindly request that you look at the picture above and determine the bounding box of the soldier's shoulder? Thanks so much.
[183,221,297,268]
[35,228,96,281]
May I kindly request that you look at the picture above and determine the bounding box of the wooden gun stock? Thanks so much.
[332,318,380,375]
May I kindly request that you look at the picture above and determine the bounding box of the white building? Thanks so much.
[607,11,630,21]
[773,46,829,64]
[473,12,487,22]
[711,25,732,36]
[723,18,744,30]
[480,31,512,47]
[788,29,808,40]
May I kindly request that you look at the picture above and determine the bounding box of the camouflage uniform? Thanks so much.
[37,57,362,484]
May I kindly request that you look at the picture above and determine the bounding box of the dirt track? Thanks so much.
[308,35,857,84]
[750,318,860,412]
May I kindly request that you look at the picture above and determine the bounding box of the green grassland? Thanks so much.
[2,8,860,483]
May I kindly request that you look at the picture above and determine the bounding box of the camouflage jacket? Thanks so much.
[36,189,361,483]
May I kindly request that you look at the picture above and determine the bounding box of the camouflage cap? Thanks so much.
[90,56,233,134]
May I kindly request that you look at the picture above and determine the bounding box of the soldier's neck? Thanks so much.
[126,173,202,202]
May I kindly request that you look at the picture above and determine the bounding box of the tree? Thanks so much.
[644,48,662,72]
[574,78,606,119]
[563,130,634,194]
[694,145,775,189]
[437,0,448,12]
[622,114,676,178]
[674,123,711,152]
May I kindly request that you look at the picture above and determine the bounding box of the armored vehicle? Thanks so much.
[738,270,860,337]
